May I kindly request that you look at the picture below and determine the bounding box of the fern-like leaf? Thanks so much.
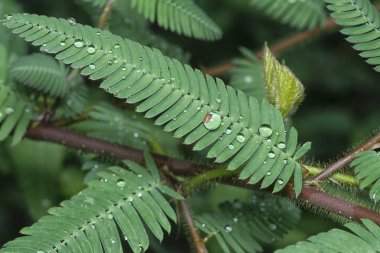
[0,153,183,253]
[350,151,380,202]
[0,85,33,145]
[249,0,326,30]
[10,53,68,97]
[325,0,380,72]
[1,13,311,195]
[276,219,380,252]
[229,47,265,100]
[130,0,222,40]
[196,197,300,253]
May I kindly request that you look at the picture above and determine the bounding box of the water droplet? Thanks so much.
[60,41,66,46]
[197,106,201,110]
[139,57,143,61]
[5,107,14,114]
[96,32,101,36]
[244,75,253,83]
[224,225,232,233]
[228,144,235,150]
[111,239,116,244]
[89,64,96,70]
[108,60,113,65]
[283,159,289,165]
[137,174,142,178]
[216,98,222,104]
[268,151,275,159]
[373,193,377,200]
[67,17,76,25]
[266,172,271,176]
[87,46,96,54]
[236,135,246,143]
[225,128,232,135]
[277,179,284,185]
[127,196,133,202]
[116,180,126,188]
[74,41,84,48]
[278,142,286,149]
[37,250,45,253]
[107,214,113,219]
[269,224,277,230]
[114,44,120,49]
[201,224,206,228]
[122,67,127,71]
[203,112,222,130]
[137,192,143,197]
[259,125,273,138]
[233,217,239,223]
[133,132,139,138]
[6,15,12,20]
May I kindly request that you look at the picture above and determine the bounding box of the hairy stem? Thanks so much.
[26,124,205,176]
[180,200,209,253]
[312,132,380,181]
[25,124,380,225]
[202,17,337,76]
[304,165,359,185]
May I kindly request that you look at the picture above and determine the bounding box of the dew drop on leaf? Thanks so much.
[236,135,246,143]
[60,41,66,47]
[116,180,126,188]
[269,224,277,230]
[108,60,113,65]
[244,75,253,83]
[74,41,84,48]
[87,46,96,54]
[201,224,206,228]
[216,98,222,104]
[259,125,273,137]
[278,142,286,149]
[225,128,232,135]
[233,217,238,223]
[5,107,14,114]
[111,239,116,244]
[137,192,143,197]
[283,159,289,165]
[268,151,275,159]
[67,17,76,25]
[107,214,113,219]
[89,64,96,70]
[114,44,120,49]
[224,225,232,233]
[228,144,235,150]
[277,179,284,185]
[266,172,271,176]
[203,112,222,130]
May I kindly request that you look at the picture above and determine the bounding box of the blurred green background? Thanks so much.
[1,0,380,252]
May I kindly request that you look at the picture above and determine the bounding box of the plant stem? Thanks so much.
[304,165,359,186]
[183,168,239,193]
[311,132,380,181]
[26,124,205,176]
[287,187,380,225]
[98,0,115,30]
[180,200,209,253]
[202,17,337,76]
[25,124,380,226]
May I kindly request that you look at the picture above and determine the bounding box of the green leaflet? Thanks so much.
[351,151,380,203]
[276,219,380,253]
[0,153,183,253]
[130,0,222,40]
[229,47,265,100]
[195,197,301,253]
[79,0,222,40]
[10,53,69,97]
[325,0,380,72]
[249,0,326,30]
[1,13,311,196]
[0,85,33,145]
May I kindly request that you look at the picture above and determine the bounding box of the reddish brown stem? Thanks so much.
[289,187,380,225]
[312,132,380,181]
[26,124,204,176]
[203,17,337,76]
[180,200,209,253]
[25,124,380,226]
[98,0,115,30]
